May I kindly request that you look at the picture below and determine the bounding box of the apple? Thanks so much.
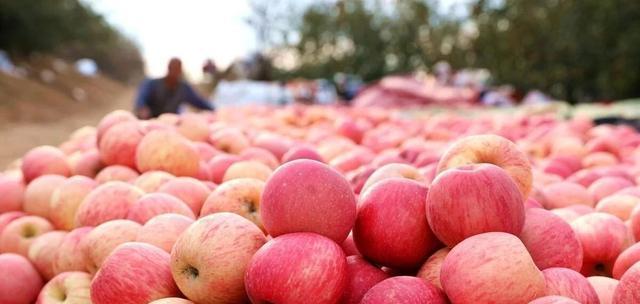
[74,181,144,227]
[261,159,356,243]
[222,160,273,182]
[0,211,26,236]
[157,177,211,216]
[528,296,581,304]
[416,247,450,289]
[136,130,200,177]
[519,208,583,271]
[281,145,323,163]
[136,213,194,253]
[595,194,640,220]
[99,121,145,169]
[208,128,250,154]
[570,212,629,276]
[632,204,640,242]
[542,267,599,304]
[149,298,194,304]
[83,219,142,273]
[0,215,54,256]
[193,142,220,162]
[199,178,265,230]
[427,163,525,247]
[588,177,634,203]
[354,178,439,270]
[51,227,92,275]
[360,276,448,304]
[542,182,594,209]
[341,232,360,256]
[612,261,640,303]
[49,176,97,230]
[95,110,137,145]
[360,163,425,194]
[340,255,390,304]
[27,231,67,280]
[134,170,175,192]
[253,133,294,160]
[0,175,25,213]
[441,232,546,303]
[436,134,532,198]
[612,242,640,279]
[91,242,180,303]
[346,164,377,194]
[206,154,241,184]
[94,165,139,184]
[244,232,347,304]
[23,174,66,220]
[126,193,195,224]
[525,198,544,209]
[171,213,265,303]
[0,253,44,304]
[587,276,618,304]
[68,148,103,178]
[21,146,71,183]
[176,114,210,142]
[240,147,280,169]
[36,271,92,304]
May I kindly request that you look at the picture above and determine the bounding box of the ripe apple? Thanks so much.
[136,214,194,253]
[253,132,294,160]
[23,174,66,220]
[222,160,273,182]
[341,232,360,256]
[193,142,220,162]
[94,165,139,184]
[83,219,142,273]
[27,231,67,280]
[281,145,323,163]
[136,130,200,177]
[587,276,618,304]
[0,215,54,256]
[99,121,145,169]
[416,247,450,289]
[68,148,103,178]
[0,175,25,213]
[612,242,640,279]
[0,211,25,236]
[36,271,92,304]
[244,232,347,304]
[359,276,447,304]
[0,253,44,304]
[74,181,144,227]
[21,146,71,183]
[612,261,640,303]
[542,267,599,304]
[200,178,265,230]
[49,176,97,230]
[149,298,194,304]
[95,110,136,145]
[126,193,195,224]
[261,159,356,243]
[360,163,425,194]
[427,163,525,247]
[171,213,266,303]
[441,232,546,303]
[206,154,241,184]
[51,227,92,275]
[588,177,634,203]
[354,178,439,270]
[340,255,390,304]
[240,147,280,169]
[632,204,640,242]
[134,170,175,192]
[595,194,640,220]
[176,114,209,142]
[157,177,211,215]
[542,182,594,209]
[528,296,581,304]
[208,128,250,154]
[91,242,180,303]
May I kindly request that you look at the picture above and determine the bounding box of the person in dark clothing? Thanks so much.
[134,57,213,119]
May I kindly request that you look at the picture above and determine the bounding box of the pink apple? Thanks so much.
[91,242,180,303]
[134,170,175,192]
[49,176,97,230]
[136,130,200,177]
[339,255,390,304]
[23,174,66,219]
[245,232,347,304]
[595,194,640,220]
[329,147,375,174]
[427,163,525,247]
[206,154,241,184]
[74,181,144,227]
[612,261,640,303]
[542,182,594,209]
[253,133,294,160]
[542,267,598,304]
[612,242,640,279]
[176,114,210,142]
[441,232,546,303]
[222,160,273,182]
[94,165,139,184]
[354,178,439,269]
[281,145,323,163]
[21,146,71,183]
[0,211,26,236]
[519,208,583,271]
[528,296,581,304]
[587,276,618,304]
[193,142,220,162]
[27,230,67,280]
[0,253,44,304]
[200,178,265,230]
[68,148,103,178]
[0,175,25,213]
[96,110,137,145]
[359,276,447,304]
[632,204,640,242]
[98,120,145,169]
[149,298,194,304]
[157,177,211,215]
[360,163,425,194]
[261,159,356,243]
[346,164,377,194]
[525,198,544,209]
[570,212,629,276]
[208,128,250,154]
[83,219,142,273]
[171,213,266,303]
[341,232,360,256]
[240,147,280,169]
[136,213,194,253]
[0,215,53,256]
[126,193,195,224]
[588,177,634,203]
[36,271,92,304]
[52,227,92,275]
[416,247,450,289]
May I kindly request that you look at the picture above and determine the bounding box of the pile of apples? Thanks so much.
[2,105,640,304]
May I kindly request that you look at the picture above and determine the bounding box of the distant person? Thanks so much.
[134,57,213,119]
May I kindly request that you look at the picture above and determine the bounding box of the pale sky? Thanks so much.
[84,0,468,80]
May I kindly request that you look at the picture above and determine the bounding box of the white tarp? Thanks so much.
[211,80,292,108]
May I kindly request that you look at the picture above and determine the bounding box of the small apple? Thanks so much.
[136,130,200,177]
[52,227,92,275]
[587,276,618,304]
[49,176,97,230]
[157,177,211,215]
[200,178,265,230]
[416,247,450,289]
[94,165,140,184]
[36,271,92,304]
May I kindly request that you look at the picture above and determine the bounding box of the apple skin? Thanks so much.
[52,227,92,275]
[49,176,97,230]
[632,204,640,243]
[136,214,194,253]
[95,110,137,145]
[354,178,439,270]
[171,213,265,304]
[200,178,265,230]
[136,130,200,177]
[341,232,361,256]
[94,165,139,184]
[339,255,390,304]
[588,177,634,203]
[261,159,356,243]
[612,242,640,279]
[587,276,619,304]
[21,146,71,183]
[193,142,220,162]
[206,154,241,184]
[176,114,209,142]
[134,170,175,192]
[27,230,67,280]
[83,219,142,273]
[74,181,144,227]
[519,208,583,271]
[68,148,103,178]
[127,193,195,224]
[99,121,145,169]
[0,211,26,236]
[281,145,324,163]
[440,232,546,303]
[416,247,450,289]
[436,134,532,198]
[542,267,599,304]
[157,177,211,215]
[0,215,54,257]
[528,296,581,304]
[359,276,447,304]
[0,175,25,213]
[208,128,250,154]
[36,271,92,304]
[329,147,375,174]
[595,194,640,220]
[222,160,273,182]
[240,147,280,170]
[360,163,425,194]
[427,163,525,247]
[542,182,594,209]
[91,242,180,304]
[23,174,67,220]
[244,232,347,304]
[570,212,629,276]
[612,261,640,303]
[149,298,195,304]
[0,253,44,304]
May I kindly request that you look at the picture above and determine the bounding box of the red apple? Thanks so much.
[587,276,618,304]
[206,154,241,184]
[0,215,53,256]
[612,242,640,279]
[612,261,640,303]
[528,296,581,304]
[23,174,66,220]
[200,178,265,230]
[83,219,142,273]
[126,193,195,224]
[74,181,144,227]
[134,170,175,192]
[222,160,272,182]
[542,267,598,304]
[0,175,25,213]
[632,204,640,243]
[157,177,211,215]
[0,253,44,304]
[94,165,139,184]
[340,255,390,304]
[240,147,280,170]
[36,271,92,304]
[588,177,634,203]
[136,130,200,177]
[360,276,447,304]
[98,120,145,169]
[416,247,450,289]
[281,145,323,163]
[49,176,97,230]
[360,163,425,194]
[595,194,640,220]
[68,148,103,178]
[21,146,71,183]
[27,231,67,280]
[542,182,594,209]
[0,211,26,236]
[52,227,92,275]
[96,110,136,145]
[208,128,250,154]
[136,214,194,253]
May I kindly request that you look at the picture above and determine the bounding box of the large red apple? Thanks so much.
[416,247,450,289]
[21,146,71,183]
[340,255,390,304]
[587,276,618,304]
[157,177,211,215]
[136,214,194,253]
[126,193,195,224]
[542,267,598,304]
[0,253,44,304]
[36,271,92,304]
[74,181,143,227]
[83,219,142,273]
[612,261,640,303]
[359,276,447,304]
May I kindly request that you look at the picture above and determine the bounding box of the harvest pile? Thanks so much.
[1,105,640,304]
